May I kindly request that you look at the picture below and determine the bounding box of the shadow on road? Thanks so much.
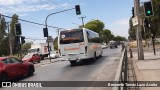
[67,56,107,67]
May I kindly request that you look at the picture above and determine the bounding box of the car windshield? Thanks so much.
[28,48,39,53]
[23,54,32,58]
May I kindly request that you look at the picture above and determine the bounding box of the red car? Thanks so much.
[0,57,35,82]
[22,53,41,63]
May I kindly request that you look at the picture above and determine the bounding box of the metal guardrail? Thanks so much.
[112,48,128,90]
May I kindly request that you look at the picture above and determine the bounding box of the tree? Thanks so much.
[101,29,112,43]
[149,0,160,38]
[113,36,127,41]
[0,16,7,40]
[21,43,31,55]
[128,17,136,40]
[53,37,58,50]
[84,20,105,34]
[0,37,9,56]
[0,16,8,56]
[21,43,31,51]
[10,14,19,54]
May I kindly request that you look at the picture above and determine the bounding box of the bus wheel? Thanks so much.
[99,50,103,57]
[70,60,76,65]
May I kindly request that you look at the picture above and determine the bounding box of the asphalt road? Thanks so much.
[1,46,123,90]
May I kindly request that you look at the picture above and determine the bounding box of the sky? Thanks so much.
[0,0,148,43]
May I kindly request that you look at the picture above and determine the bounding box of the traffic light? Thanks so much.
[75,5,81,15]
[144,18,149,27]
[132,7,134,18]
[144,1,154,17]
[21,36,25,44]
[15,23,22,35]
[43,28,48,37]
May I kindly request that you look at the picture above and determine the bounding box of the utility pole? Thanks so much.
[7,22,13,55]
[79,16,86,27]
[134,0,144,60]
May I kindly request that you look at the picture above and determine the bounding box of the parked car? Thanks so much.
[0,57,35,82]
[102,43,108,49]
[48,52,59,59]
[22,53,41,63]
[109,41,118,49]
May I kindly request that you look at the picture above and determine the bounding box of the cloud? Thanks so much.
[0,0,44,6]
[0,4,56,14]
[0,0,71,15]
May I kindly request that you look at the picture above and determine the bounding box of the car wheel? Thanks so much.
[27,66,34,76]
[0,73,8,82]
[40,56,44,60]
[38,59,40,63]
[70,60,76,66]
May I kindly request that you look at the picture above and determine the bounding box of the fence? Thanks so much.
[112,48,128,90]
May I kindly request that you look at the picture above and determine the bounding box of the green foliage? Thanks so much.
[54,37,58,50]
[84,20,105,34]
[0,37,10,56]
[128,0,160,40]
[113,36,127,41]
[149,0,160,37]
[0,16,8,56]
[10,14,19,54]
[54,43,58,50]
[101,29,112,43]
[0,16,7,40]
[128,17,136,40]
[84,19,125,43]
[21,43,31,51]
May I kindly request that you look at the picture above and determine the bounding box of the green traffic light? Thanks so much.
[147,10,151,14]
[77,11,80,14]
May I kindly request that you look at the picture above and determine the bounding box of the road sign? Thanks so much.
[132,16,138,26]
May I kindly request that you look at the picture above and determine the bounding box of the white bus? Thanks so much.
[58,28,103,65]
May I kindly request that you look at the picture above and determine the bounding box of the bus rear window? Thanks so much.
[60,29,84,44]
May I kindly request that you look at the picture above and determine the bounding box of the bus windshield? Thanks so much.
[60,29,84,44]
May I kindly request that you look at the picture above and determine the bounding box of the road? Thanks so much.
[1,46,123,90]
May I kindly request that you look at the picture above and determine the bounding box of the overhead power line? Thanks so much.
[1,14,65,30]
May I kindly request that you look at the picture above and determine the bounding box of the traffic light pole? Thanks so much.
[149,17,156,55]
[45,21,51,62]
[134,0,144,60]
[45,8,75,62]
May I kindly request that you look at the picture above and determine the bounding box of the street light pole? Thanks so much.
[79,16,86,27]
[134,0,144,60]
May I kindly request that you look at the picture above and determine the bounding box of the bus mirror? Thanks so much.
[87,32,89,37]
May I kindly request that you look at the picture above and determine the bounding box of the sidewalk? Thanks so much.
[130,46,160,90]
